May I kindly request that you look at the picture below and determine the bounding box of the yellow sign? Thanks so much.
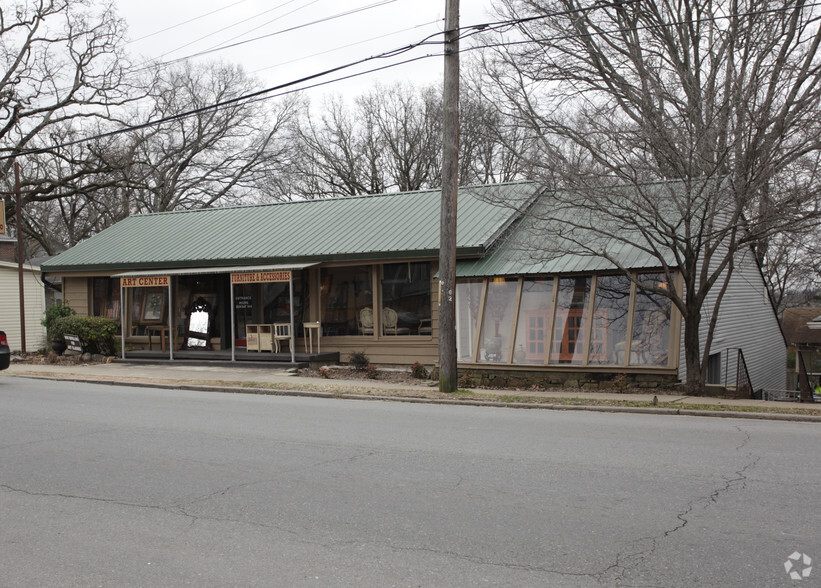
[0,200,5,235]
[231,270,292,284]
[121,276,170,288]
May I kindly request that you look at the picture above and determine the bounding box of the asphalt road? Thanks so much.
[0,376,818,587]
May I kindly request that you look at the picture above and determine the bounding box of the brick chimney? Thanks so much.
[0,236,17,263]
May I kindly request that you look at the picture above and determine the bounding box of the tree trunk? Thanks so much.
[683,310,706,395]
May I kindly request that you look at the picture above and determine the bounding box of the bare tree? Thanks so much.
[0,0,135,252]
[124,62,298,213]
[480,0,821,393]
[763,231,821,314]
[285,82,532,199]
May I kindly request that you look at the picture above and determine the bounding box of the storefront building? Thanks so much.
[41,181,785,388]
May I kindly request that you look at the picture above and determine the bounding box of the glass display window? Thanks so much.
[478,278,519,363]
[455,280,484,361]
[630,273,672,367]
[321,265,373,336]
[93,277,120,319]
[380,262,431,335]
[513,278,555,364]
[549,276,592,365]
[588,274,632,365]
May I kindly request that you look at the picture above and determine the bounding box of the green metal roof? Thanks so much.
[456,186,679,278]
[43,182,539,273]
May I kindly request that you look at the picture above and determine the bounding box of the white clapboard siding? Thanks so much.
[678,245,786,391]
[0,261,47,351]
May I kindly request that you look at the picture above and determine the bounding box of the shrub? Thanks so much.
[458,371,475,388]
[319,366,332,379]
[365,364,379,379]
[51,315,120,356]
[41,302,76,340]
[349,350,370,371]
[411,361,428,379]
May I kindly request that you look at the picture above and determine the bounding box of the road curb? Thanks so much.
[12,374,821,423]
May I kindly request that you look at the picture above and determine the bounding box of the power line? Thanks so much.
[159,0,401,68]
[126,0,253,45]
[5,0,818,161]
[0,27,447,161]
[156,0,320,61]
[249,18,441,76]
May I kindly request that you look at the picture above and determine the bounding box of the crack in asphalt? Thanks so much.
[598,426,758,586]
[0,427,121,452]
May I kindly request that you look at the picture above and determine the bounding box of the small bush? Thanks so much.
[51,315,120,356]
[349,351,370,371]
[411,361,428,379]
[458,371,475,388]
[365,364,379,379]
[41,302,76,340]
[319,366,332,379]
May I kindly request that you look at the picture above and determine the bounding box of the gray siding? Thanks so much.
[678,246,786,391]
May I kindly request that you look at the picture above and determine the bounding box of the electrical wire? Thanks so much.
[250,18,441,76]
[0,27,448,161]
[4,0,819,161]
[159,0,401,67]
[126,0,253,45]
[156,0,319,60]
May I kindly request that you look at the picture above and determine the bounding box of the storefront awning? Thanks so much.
[112,263,317,279]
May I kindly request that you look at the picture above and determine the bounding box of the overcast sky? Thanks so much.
[115,0,495,100]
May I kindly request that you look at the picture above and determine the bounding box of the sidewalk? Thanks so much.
[4,360,821,422]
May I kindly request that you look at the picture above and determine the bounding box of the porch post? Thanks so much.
[289,274,295,364]
[120,282,125,360]
[230,280,236,362]
[168,280,174,361]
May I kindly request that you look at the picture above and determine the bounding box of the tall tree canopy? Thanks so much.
[480,0,821,392]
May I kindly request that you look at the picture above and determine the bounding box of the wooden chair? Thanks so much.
[382,307,410,335]
[273,323,291,353]
[358,307,374,335]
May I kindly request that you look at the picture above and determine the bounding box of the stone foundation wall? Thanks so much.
[455,368,679,391]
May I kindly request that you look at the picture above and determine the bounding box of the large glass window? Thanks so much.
[478,278,518,363]
[549,276,592,365]
[233,283,259,343]
[380,262,431,335]
[93,277,120,319]
[263,271,306,326]
[630,273,672,366]
[321,266,373,336]
[455,280,483,361]
[513,279,554,364]
[589,275,632,365]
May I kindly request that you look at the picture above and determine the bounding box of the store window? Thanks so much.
[233,283,259,342]
[549,276,592,365]
[93,277,120,319]
[513,278,554,364]
[588,274,631,365]
[176,274,223,342]
[630,273,672,366]
[478,278,518,363]
[380,262,431,335]
[263,272,306,326]
[321,266,373,336]
[455,280,483,361]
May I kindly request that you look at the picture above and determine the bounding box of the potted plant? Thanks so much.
[42,302,75,355]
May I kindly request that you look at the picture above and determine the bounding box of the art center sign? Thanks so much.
[120,276,170,288]
[231,271,292,284]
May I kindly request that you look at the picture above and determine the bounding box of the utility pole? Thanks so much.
[14,162,26,353]
[438,0,459,393]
